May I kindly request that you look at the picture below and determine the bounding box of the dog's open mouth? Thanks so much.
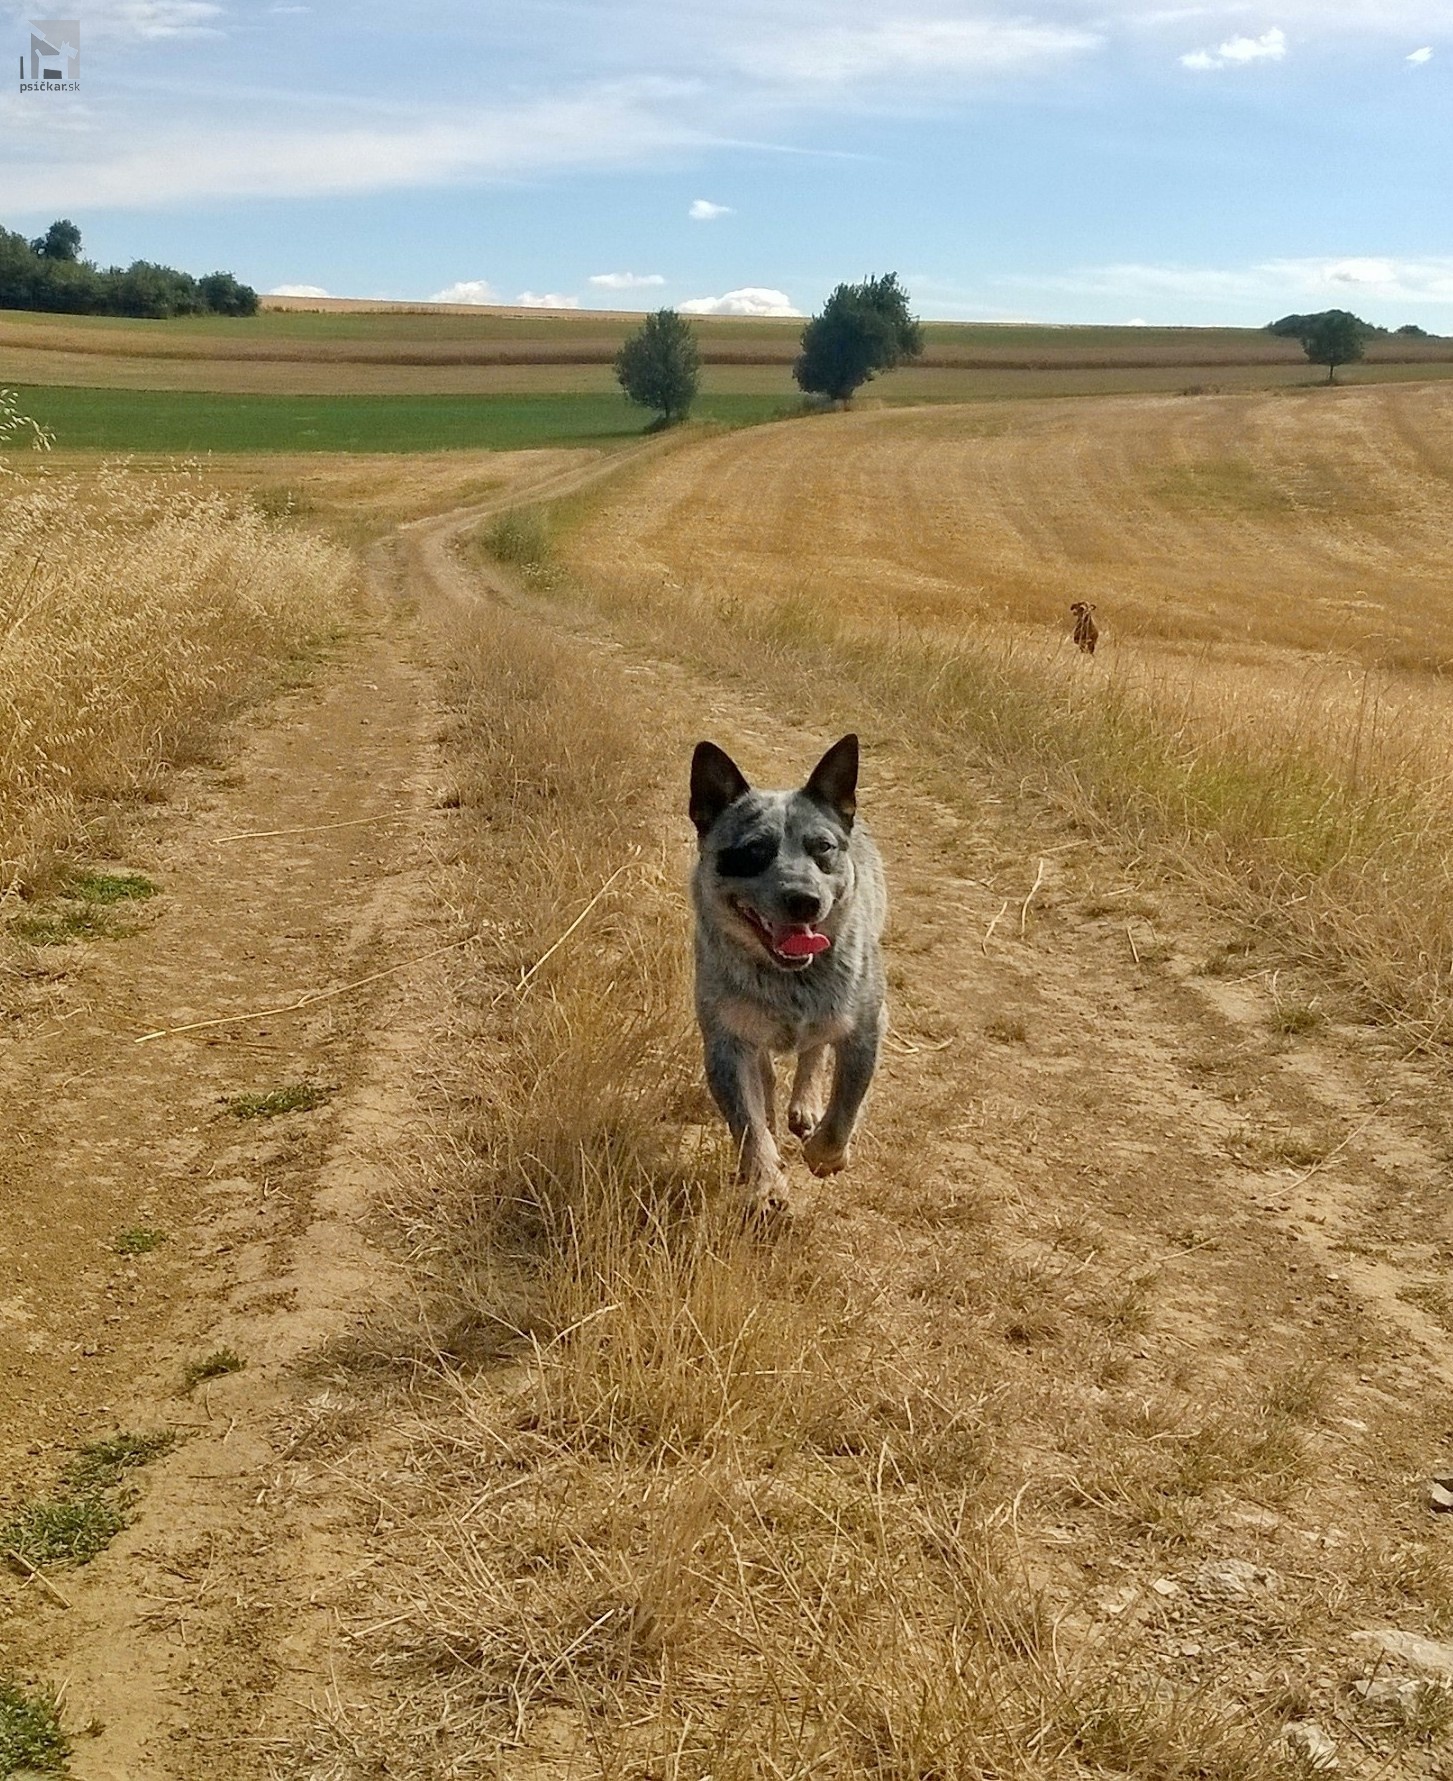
[733,900,831,969]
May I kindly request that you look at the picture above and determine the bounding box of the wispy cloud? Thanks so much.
[589,271,666,288]
[430,279,499,304]
[267,282,329,297]
[516,291,580,307]
[3,0,1445,221]
[4,82,696,210]
[1180,26,1286,70]
[1007,254,1453,312]
[732,16,1098,88]
[680,286,799,315]
[99,1,225,39]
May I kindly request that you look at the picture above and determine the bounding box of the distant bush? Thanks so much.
[1396,322,1431,337]
[0,219,258,319]
[480,507,553,577]
[1267,308,1385,342]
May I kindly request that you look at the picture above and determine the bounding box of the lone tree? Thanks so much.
[793,273,922,404]
[1299,310,1368,383]
[615,308,699,425]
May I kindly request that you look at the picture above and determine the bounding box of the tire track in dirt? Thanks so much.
[0,443,661,1777]
[0,577,447,1775]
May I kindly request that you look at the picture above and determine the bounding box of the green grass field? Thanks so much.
[12,385,791,453]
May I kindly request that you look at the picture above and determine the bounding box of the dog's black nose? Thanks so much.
[782,891,823,923]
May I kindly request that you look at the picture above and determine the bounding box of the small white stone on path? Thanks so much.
[1282,1721,1337,1769]
[1193,1557,1278,1596]
[1351,1629,1453,1679]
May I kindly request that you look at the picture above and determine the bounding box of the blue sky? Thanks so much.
[2,0,1450,325]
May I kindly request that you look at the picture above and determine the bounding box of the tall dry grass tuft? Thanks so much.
[0,431,353,896]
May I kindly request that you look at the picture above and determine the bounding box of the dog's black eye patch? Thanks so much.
[716,836,778,878]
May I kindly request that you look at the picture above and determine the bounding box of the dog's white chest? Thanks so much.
[718,993,849,1055]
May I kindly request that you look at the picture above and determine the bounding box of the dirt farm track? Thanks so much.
[5,392,1453,1779]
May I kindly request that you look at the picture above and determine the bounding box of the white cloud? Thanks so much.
[689,198,733,220]
[1318,257,1399,286]
[431,279,499,304]
[1262,255,1453,304]
[1220,27,1287,62]
[1180,25,1286,69]
[680,286,800,316]
[1408,45,1434,62]
[516,291,580,307]
[268,282,329,297]
[589,271,667,289]
[735,17,1099,88]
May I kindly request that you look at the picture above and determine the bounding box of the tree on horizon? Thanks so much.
[614,309,700,426]
[793,274,923,405]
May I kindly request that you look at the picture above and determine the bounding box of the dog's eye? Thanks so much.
[717,838,777,878]
[806,835,839,864]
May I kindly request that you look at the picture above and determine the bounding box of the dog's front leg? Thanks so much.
[788,1044,831,1139]
[703,1030,790,1213]
[802,1004,886,1178]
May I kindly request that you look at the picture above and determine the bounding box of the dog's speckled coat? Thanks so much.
[689,734,887,1214]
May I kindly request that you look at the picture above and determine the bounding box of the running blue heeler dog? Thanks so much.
[689,733,888,1216]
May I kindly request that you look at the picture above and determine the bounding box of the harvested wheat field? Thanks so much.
[4,389,1453,1781]
[6,303,1453,402]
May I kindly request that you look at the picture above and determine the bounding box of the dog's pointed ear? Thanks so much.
[804,733,859,829]
[690,741,750,836]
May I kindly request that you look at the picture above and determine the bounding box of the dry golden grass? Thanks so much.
[329,591,1405,1781]
[552,385,1453,1045]
[563,385,1453,662]
[44,445,592,545]
[0,404,354,897]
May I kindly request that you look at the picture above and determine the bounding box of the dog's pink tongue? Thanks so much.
[776,926,830,959]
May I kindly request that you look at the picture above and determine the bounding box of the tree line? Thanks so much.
[0,219,259,319]
[617,283,1446,418]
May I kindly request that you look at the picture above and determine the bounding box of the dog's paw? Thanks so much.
[802,1131,850,1177]
[787,1101,824,1141]
[746,1170,799,1225]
